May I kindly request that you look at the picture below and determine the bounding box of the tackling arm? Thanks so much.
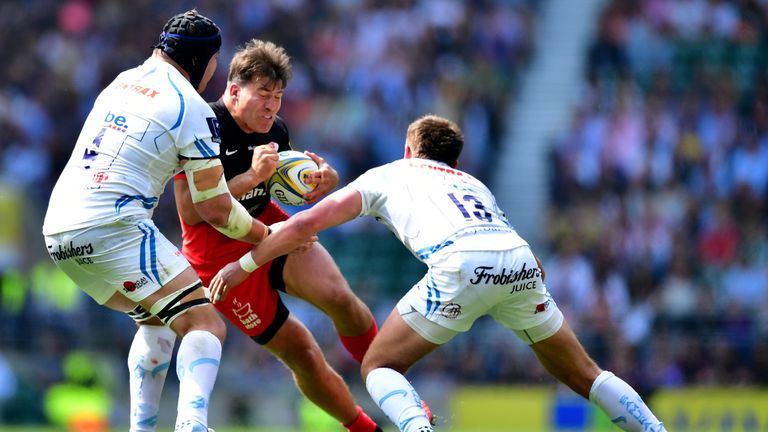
[257,186,362,262]
[208,186,363,302]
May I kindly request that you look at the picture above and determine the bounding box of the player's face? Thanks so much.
[233,78,284,133]
[197,52,220,93]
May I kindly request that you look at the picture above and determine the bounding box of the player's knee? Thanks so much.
[279,343,325,376]
[361,355,404,379]
[173,307,226,343]
[318,286,365,317]
[148,281,226,342]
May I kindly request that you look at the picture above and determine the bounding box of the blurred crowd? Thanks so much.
[546,0,768,392]
[0,0,538,425]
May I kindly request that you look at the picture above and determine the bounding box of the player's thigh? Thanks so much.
[282,242,351,302]
[43,218,189,306]
[361,308,440,378]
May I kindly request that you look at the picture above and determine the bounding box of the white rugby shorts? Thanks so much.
[43,217,190,305]
[397,245,563,345]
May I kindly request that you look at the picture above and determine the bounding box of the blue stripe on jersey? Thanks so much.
[193,137,215,158]
[147,224,160,284]
[115,195,159,214]
[416,239,454,261]
[137,223,161,284]
[137,224,153,283]
[167,72,185,131]
[425,274,441,317]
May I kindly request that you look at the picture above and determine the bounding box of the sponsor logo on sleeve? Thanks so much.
[206,117,221,143]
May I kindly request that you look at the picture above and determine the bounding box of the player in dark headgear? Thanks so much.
[44,6,275,432]
[154,10,222,91]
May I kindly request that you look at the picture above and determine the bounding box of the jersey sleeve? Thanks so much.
[177,98,222,160]
[347,164,392,217]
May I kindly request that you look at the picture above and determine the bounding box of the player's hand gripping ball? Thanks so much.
[267,150,318,206]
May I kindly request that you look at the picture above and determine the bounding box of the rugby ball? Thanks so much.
[267,150,318,206]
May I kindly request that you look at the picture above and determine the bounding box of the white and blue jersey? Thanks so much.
[42,57,220,305]
[43,56,220,235]
[348,158,528,264]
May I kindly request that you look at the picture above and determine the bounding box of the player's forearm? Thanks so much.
[238,214,317,271]
[226,170,263,199]
[196,194,267,243]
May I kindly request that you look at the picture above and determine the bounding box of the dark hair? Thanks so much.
[406,114,464,167]
[154,10,221,89]
[227,39,292,89]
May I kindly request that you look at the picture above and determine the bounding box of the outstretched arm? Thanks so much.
[209,186,363,302]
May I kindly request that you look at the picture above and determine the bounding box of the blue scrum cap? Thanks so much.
[154,10,221,90]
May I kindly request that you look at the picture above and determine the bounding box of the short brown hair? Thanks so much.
[227,39,292,88]
[406,114,464,167]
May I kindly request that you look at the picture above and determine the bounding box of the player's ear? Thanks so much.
[404,141,412,159]
[228,82,240,100]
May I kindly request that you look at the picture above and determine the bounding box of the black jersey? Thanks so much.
[210,100,292,218]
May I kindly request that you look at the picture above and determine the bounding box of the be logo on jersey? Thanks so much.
[104,111,128,133]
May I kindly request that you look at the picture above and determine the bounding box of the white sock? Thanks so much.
[366,367,432,432]
[128,325,177,432]
[589,371,666,432]
[174,330,222,431]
